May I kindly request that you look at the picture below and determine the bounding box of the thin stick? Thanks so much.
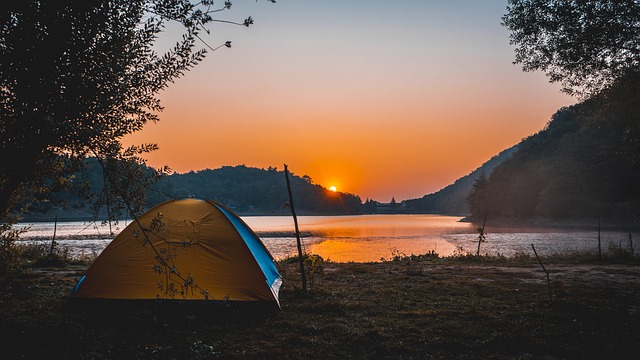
[476,210,488,256]
[284,164,307,291]
[531,244,552,301]
[597,217,602,259]
[49,215,57,256]
[122,199,209,298]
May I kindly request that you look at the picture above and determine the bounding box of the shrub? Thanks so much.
[0,224,28,282]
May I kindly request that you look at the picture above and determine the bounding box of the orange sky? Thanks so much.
[124,0,572,202]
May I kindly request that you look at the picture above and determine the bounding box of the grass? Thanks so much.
[1,249,639,359]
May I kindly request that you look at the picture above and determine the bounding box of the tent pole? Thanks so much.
[284,164,307,291]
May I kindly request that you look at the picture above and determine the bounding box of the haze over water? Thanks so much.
[18,215,635,262]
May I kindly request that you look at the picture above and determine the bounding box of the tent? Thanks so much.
[70,198,282,307]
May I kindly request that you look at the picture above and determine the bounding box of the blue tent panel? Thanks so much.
[214,204,282,292]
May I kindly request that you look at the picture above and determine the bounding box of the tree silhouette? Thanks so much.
[503,0,640,98]
[484,0,640,223]
[0,0,267,222]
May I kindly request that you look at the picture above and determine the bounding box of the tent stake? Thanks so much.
[284,164,307,291]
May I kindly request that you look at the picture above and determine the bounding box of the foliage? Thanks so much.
[384,249,441,263]
[20,241,76,267]
[23,163,364,217]
[0,0,266,224]
[0,222,84,281]
[496,1,640,224]
[152,165,364,214]
[468,172,489,220]
[303,253,325,289]
[607,233,638,258]
[0,223,27,281]
[446,247,510,263]
[467,74,640,223]
[132,211,209,299]
[503,0,640,98]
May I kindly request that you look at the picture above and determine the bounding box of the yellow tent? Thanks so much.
[70,198,282,307]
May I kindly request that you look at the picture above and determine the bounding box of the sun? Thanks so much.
[329,186,337,192]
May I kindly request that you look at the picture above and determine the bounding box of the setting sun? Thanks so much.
[329,186,337,192]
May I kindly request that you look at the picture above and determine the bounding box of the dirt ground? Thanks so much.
[1,258,639,359]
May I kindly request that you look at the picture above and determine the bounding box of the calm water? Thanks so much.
[16,215,637,262]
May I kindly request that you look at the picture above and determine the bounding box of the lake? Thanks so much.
[16,215,637,262]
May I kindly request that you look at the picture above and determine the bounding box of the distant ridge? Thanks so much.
[401,146,518,216]
[21,164,364,221]
[148,165,363,215]
[22,152,519,220]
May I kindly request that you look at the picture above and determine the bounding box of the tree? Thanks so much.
[467,171,489,220]
[502,0,640,98]
[0,0,267,222]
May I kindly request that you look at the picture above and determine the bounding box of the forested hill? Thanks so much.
[148,165,363,215]
[400,146,518,215]
[23,165,363,220]
[467,72,640,225]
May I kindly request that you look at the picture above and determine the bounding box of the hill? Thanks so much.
[467,72,640,225]
[22,164,363,221]
[148,165,363,215]
[401,146,517,215]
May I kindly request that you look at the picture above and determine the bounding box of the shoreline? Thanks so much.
[20,211,639,230]
[459,215,640,231]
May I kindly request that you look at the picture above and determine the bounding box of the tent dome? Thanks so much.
[70,198,282,307]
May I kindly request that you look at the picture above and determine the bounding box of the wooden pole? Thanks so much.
[284,164,307,291]
[597,216,602,259]
[531,244,552,301]
[49,215,57,256]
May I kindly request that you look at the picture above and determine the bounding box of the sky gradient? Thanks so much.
[124,0,573,202]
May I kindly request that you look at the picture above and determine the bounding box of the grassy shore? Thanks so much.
[1,254,639,359]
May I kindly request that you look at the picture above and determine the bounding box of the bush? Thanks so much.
[0,224,28,282]
[0,223,82,283]
[23,242,73,267]
[304,253,325,289]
